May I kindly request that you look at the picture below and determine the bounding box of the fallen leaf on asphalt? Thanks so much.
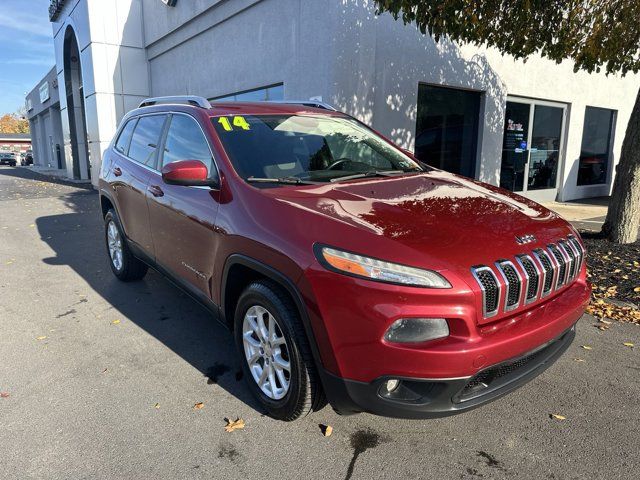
[573,358,586,362]
[29,224,35,228]
[193,402,204,410]
[580,345,592,350]
[623,342,634,348]
[320,424,333,437]
[550,414,566,420]
[634,287,640,292]
[154,403,160,409]
[111,319,121,325]
[0,392,9,398]
[224,418,245,432]
[599,319,612,325]
[36,336,47,341]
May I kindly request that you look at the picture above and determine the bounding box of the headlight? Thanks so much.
[315,245,451,288]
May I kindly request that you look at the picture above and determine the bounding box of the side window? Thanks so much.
[128,115,167,168]
[162,115,215,178]
[114,118,137,155]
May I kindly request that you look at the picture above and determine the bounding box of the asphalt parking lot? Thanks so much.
[0,166,638,480]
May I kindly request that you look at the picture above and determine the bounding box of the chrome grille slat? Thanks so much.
[515,254,540,304]
[533,249,554,296]
[567,236,584,275]
[471,266,501,318]
[562,240,579,279]
[558,241,576,280]
[547,244,567,289]
[495,260,522,312]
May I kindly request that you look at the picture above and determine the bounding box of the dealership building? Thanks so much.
[30,0,639,201]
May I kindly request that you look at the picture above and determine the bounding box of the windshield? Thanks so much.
[211,114,423,183]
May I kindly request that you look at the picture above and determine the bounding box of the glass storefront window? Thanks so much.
[500,102,530,192]
[577,107,615,186]
[414,84,481,179]
[499,99,566,196]
[527,105,563,191]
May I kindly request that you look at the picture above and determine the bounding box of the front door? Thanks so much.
[499,99,567,202]
[146,113,220,297]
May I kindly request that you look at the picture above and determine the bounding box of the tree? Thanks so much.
[0,113,30,134]
[375,0,640,243]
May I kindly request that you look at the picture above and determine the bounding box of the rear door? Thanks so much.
[146,113,220,296]
[110,114,168,256]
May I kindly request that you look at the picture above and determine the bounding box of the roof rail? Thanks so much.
[138,96,212,109]
[267,100,337,111]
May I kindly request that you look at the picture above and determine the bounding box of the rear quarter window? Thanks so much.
[114,119,137,155]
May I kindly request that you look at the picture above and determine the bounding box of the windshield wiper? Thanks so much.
[329,170,408,183]
[246,176,317,185]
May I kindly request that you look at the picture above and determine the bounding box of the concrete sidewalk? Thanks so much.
[543,197,609,232]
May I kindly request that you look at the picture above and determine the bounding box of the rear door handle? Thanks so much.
[149,185,164,197]
[113,167,122,177]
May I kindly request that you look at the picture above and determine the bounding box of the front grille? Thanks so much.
[470,237,581,319]
[517,255,539,302]
[471,267,500,316]
[496,261,521,310]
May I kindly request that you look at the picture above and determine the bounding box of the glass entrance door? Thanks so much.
[500,99,566,201]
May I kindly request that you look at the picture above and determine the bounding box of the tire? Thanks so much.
[104,209,148,282]
[234,280,325,421]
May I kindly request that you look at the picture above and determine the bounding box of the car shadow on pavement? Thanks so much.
[35,189,264,415]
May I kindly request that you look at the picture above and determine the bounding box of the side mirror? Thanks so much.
[161,160,218,188]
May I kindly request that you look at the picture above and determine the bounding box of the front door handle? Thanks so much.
[149,185,164,197]
[113,167,122,177]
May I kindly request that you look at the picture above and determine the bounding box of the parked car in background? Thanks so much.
[99,96,590,421]
[21,150,33,166]
[0,151,18,166]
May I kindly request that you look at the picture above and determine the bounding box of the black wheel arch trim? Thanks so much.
[221,254,341,404]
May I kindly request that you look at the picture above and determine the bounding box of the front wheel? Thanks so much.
[104,209,148,281]
[234,280,325,421]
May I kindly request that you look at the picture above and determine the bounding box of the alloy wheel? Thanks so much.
[242,305,291,400]
[107,220,123,271]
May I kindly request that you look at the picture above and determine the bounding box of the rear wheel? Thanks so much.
[104,209,148,281]
[234,280,325,421]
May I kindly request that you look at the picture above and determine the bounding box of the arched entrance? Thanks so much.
[63,27,90,180]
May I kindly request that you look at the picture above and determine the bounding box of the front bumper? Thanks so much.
[323,324,576,418]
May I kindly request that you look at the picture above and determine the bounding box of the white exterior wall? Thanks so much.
[48,0,639,199]
[52,0,150,185]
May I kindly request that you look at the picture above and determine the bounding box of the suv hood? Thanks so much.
[260,170,572,269]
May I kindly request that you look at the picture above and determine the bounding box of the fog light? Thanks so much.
[385,379,400,392]
[384,318,449,343]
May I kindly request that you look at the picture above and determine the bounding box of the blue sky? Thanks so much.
[0,0,55,114]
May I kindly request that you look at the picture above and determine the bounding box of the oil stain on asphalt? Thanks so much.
[344,428,389,480]
[476,451,506,472]
[218,442,240,464]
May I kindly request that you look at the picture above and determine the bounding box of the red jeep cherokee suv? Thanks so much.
[99,96,590,421]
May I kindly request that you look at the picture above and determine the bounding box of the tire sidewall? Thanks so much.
[234,284,307,418]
